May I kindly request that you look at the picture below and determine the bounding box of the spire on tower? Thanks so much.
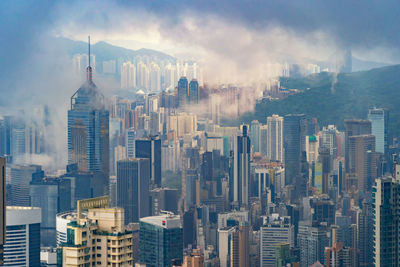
[86,35,93,82]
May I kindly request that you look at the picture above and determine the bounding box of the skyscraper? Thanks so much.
[267,114,283,162]
[260,215,294,267]
[139,213,183,267]
[3,206,41,266]
[231,221,250,267]
[368,108,388,155]
[135,136,162,187]
[68,38,109,196]
[117,158,150,224]
[250,120,261,153]
[233,126,251,208]
[9,164,43,206]
[284,114,306,186]
[0,158,5,265]
[29,176,71,246]
[188,79,199,104]
[348,134,375,192]
[373,177,400,266]
[298,223,329,267]
[177,77,188,107]
[121,61,136,89]
[344,120,371,172]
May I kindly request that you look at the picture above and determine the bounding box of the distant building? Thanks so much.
[150,187,179,216]
[29,176,71,247]
[3,206,41,266]
[188,79,199,104]
[233,126,251,208]
[121,61,136,88]
[9,164,43,206]
[117,158,150,224]
[139,213,183,267]
[344,119,371,172]
[260,215,294,267]
[267,115,283,162]
[298,223,329,267]
[284,114,306,194]
[135,136,162,187]
[177,77,188,107]
[368,108,388,155]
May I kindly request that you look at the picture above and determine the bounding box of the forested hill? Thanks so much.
[240,65,400,135]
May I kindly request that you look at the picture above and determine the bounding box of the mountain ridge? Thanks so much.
[239,64,400,136]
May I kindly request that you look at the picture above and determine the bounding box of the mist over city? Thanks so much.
[0,1,400,266]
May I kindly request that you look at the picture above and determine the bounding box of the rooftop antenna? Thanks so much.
[86,35,93,82]
[88,35,91,67]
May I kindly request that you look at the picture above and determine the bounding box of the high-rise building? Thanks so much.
[321,125,339,157]
[9,164,43,206]
[373,177,400,266]
[344,120,371,172]
[177,77,188,107]
[233,126,251,208]
[117,158,150,224]
[188,79,199,104]
[68,45,109,196]
[260,215,294,267]
[368,108,388,155]
[58,197,133,266]
[218,226,235,267]
[149,62,161,92]
[358,201,374,267]
[29,176,71,247]
[0,158,5,265]
[3,206,41,266]
[298,223,329,267]
[284,114,306,187]
[267,115,283,162]
[231,221,250,267]
[150,188,179,216]
[139,212,183,267]
[250,120,261,153]
[348,135,375,192]
[135,136,162,187]
[260,125,268,157]
[121,61,136,89]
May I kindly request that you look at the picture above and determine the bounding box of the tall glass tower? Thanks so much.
[68,37,109,196]
[368,108,388,154]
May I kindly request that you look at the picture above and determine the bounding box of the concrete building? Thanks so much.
[3,206,41,266]
[58,197,133,266]
[373,177,400,266]
[260,214,294,267]
[267,115,283,162]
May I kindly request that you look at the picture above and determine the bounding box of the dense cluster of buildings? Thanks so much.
[0,43,399,267]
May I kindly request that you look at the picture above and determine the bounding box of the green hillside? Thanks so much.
[240,65,400,135]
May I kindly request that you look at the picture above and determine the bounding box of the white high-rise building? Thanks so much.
[4,207,41,266]
[164,64,178,89]
[137,62,149,90]
[149,62,161,92]
[260,214,294,267]
[267,115,283,162]
[121,61,136,88]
